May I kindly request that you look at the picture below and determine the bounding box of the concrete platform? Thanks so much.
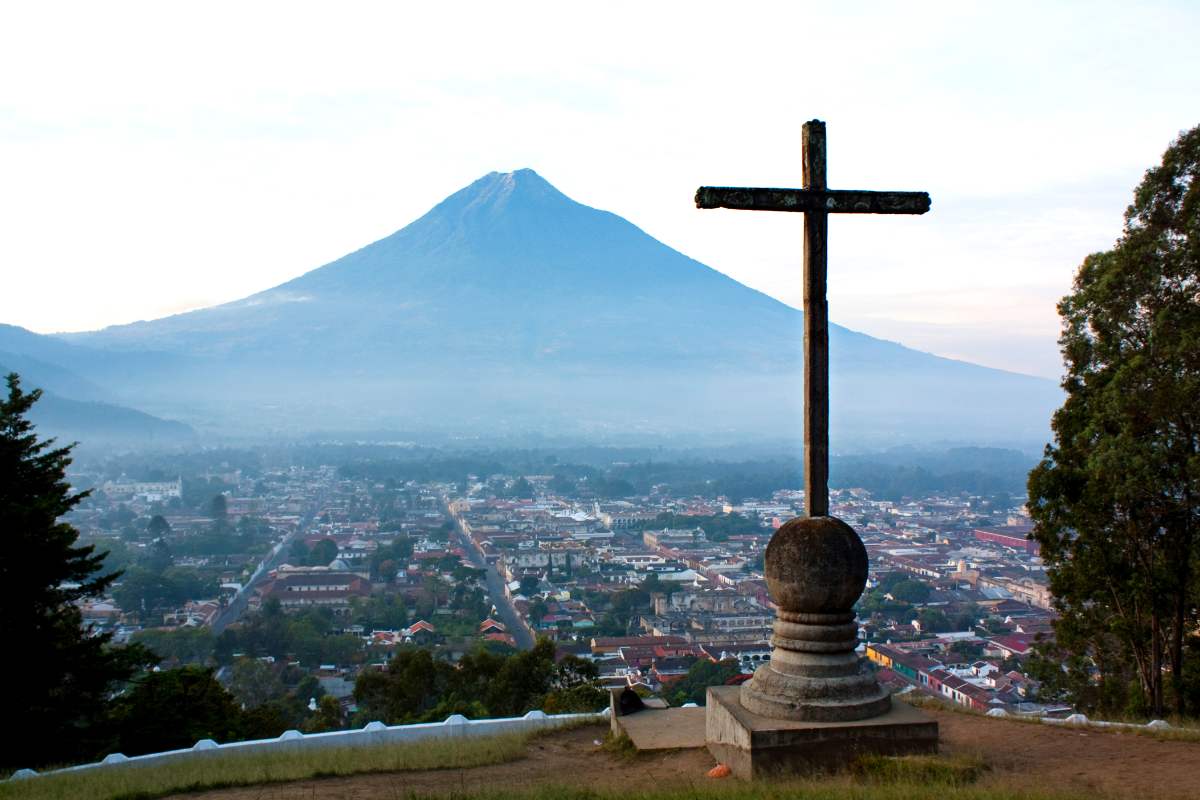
[706,686,938,778]
[614,706,707,751]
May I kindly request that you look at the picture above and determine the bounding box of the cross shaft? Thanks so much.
[696,120,930,517]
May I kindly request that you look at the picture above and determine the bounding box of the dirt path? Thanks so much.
[171,709,1200,800]
[936,710,1200,798]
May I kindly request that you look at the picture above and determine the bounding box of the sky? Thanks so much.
[2,1,1198,380]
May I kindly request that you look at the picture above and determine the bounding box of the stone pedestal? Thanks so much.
[703,516,938,775]
[740,606,891,721]
[706,686,938,778]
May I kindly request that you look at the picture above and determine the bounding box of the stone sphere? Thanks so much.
[764,515,868,613]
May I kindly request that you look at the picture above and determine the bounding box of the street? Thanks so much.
[447,502,535,650]
[211,501,322,634]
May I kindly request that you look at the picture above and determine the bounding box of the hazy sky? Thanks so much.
[2,2,1198,379]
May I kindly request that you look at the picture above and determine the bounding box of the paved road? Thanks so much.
[448,503,535,650]
[211,528,297,634]
[211,503,320,634]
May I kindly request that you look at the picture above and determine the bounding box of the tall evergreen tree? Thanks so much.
[0,374,155,769]
[1028,126,1200,717]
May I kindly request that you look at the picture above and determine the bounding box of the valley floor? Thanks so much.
[167,707,1200,800]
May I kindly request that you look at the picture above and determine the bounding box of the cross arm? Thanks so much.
[695,186,931,215]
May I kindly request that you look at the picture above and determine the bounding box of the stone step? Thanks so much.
[614,706,707,751]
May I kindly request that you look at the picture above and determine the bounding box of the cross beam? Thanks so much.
[695,187,930,214]
[696,120,930,517]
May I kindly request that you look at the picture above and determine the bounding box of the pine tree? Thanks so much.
[0,373,155,769]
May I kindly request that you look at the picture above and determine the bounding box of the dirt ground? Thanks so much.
[169,708,1200,800]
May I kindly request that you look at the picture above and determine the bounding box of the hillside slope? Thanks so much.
[0,363,193,444]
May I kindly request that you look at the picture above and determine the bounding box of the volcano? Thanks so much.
[42,169,1057,443]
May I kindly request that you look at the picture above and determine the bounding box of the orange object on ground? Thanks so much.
[707,764,732,778]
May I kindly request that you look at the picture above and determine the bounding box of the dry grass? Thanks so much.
[850,753,988,786]
[598,731,637,760]
[0,734,528,800]
[413,784,1098,800]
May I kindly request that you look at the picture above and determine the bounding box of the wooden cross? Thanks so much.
[696,120,930,517]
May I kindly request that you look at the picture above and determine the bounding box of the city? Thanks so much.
[65,449,1058,724]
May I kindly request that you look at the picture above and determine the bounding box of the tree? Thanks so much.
[209,493,228,524]
[369,537,412,579]
[857,589,913,623]
[147,514,171,538]
[303,695,344,732]
[110,666,244,756]
[483,638,558,716]
[133,626,216,665]
[595,477,636,499]
[669,658,742,706]
[553,654,600,688]
[295,674,325,706]
[0,374,156,769]
[641,572,677,599]
[289,538,310,564]
[307,538,339,566]
[528,598,549,624]
[96,538,136,575]
[113,566,215,621]
[351,638,592,723]
[351,593,408,631]
[236,516,272,548]
[354,648,450,723]
[916,608,951,634]
[1028,126,1200,717]
[519,574,541,597]
[548,474,576,495]
[143,537,174,573]
[889,579,931,605]
[950,603,984,632]
[228,658,287,709]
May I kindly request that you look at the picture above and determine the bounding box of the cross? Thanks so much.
[696,120,930,518]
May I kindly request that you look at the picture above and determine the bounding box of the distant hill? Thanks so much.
[16,170,1058,444]
[23,391,195,444]
[0,348,110,401]
[0,352,193,444]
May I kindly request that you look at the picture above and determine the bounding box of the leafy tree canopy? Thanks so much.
[1028,125,1200,717]
[353,638,603,724]
[669,658,742,706]
[110,666,245,756]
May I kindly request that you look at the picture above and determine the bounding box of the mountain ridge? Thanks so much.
[0,353,194,443]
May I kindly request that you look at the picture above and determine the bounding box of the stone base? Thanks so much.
[705,686,938,779]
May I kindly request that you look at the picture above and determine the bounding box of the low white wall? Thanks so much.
[10,709,608,781]
[985,708,1173,731]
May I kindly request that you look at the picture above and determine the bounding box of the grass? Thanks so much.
[385,785,1103,800]
[0,733,529,800]
[598,731,637,760]
[851,753,988,786]
[1,736,1116,800]
[8,707,1188,800]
